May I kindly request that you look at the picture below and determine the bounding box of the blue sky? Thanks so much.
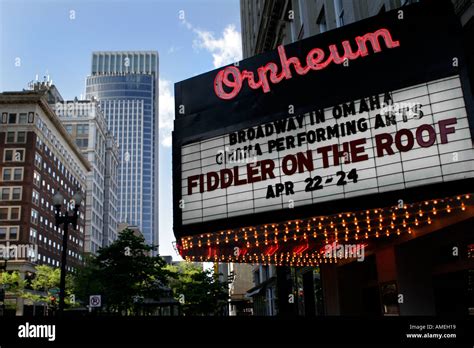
[0,0,242,259]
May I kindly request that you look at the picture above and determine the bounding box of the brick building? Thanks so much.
[0,85,90,313]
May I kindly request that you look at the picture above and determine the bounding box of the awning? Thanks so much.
[245,276,276,298]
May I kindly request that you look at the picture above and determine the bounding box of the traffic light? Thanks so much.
[49,296,56,306]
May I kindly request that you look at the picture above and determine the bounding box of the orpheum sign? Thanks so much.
[173,0,474,240]
[214,28,400,100]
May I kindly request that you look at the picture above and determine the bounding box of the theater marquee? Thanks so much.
[173,0,474,263]
[182,75,473,225]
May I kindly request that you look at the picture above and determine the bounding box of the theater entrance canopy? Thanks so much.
[172,0,474,266]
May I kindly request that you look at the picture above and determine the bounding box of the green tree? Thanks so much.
[73,229,173,315]
[167,263,229,316]
[21,265,75,309]
[0,271,25,296]
[0,271,25,312]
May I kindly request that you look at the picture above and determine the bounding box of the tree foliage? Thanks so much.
[166,263,229,316]
[73,229,173,314]
[0,271,25,296]
[20,265,75,308]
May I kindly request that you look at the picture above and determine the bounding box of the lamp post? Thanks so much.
[0,253,9,316]
[1,252,8,271]
[53,189,83,316]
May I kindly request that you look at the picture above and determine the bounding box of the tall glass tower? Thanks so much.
[85,51,158,248]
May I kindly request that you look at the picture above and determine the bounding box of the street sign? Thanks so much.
[89,295,101,308]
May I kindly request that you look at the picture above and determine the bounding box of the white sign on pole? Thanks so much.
[89,295,101,308]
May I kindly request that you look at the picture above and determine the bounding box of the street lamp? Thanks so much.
[1,250,8,271]
[53,189,83,316]
[0,252,9,316]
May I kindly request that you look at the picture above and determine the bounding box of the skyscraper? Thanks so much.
[85,51,159,248]
[54,98,119,254]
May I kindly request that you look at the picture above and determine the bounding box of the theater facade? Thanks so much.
[173,0,474,315]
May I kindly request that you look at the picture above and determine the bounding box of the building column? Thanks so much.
[395,242,436,315]
[276,266,297,316]
[320,263,340,315]
[15,271,26,316]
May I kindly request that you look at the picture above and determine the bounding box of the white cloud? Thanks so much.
[167,45,181,54]
[180,18,242,68]
[159,78,174,147]
[193,24,242,68]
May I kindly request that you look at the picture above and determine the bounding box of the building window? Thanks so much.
[0,206,21,221]
[29,228,37,243]
[4,148,25,162]
[0,188,8,201]
[0,187,22,201]
[2,168,23,181]
[36,137,43,150]
[8,113,17,124]
[13,168,23,181]
[35,152,42,168]
[6,131,27,144]
[33,171,41,187]
[317,6,327,34]
[6,132,15,143]
[266,287,276,315]
[65,125,73,134]
[334,0,344,27]
[17,131,27,143]
[8,226,19,240]
[31,209,39,225]
[75,138,89,148]
[12,187,21,200]
[19,113,28,124]
[77,124,89,135]
[32,190,40,205]
[0,226,19,241]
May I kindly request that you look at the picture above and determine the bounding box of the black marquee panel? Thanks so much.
[173,0,474,240]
